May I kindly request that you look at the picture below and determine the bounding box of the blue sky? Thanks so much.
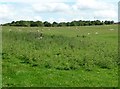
[0,0,119,24]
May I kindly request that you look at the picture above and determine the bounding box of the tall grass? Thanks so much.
[2,25,118,87]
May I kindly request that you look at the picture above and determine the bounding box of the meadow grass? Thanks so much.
[2,25,118,87]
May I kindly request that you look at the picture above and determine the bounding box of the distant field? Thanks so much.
[2,25,118,87]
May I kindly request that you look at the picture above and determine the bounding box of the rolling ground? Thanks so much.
[2,25,118,87]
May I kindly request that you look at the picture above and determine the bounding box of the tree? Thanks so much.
[104,21,112,25]
[58,22,66,27]
[1,20,115,27]
[66,22,71,26]
[52,22,58,27]
[36,21,44,27]
[70,21,76,26]
[94,20,102,25]
[43,21,51,27]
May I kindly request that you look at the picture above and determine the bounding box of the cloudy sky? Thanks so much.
[0,0,119,24]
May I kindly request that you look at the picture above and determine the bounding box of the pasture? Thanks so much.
[2,25,118,87]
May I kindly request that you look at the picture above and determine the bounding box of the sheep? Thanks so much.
[40,37,43,39]
[37,30,40,32]
[19,29,21,32]
[95,32,98,34]
[109,29,114,31]
[76,27,78,30]
[38,37,43,39]
[9,29,12,32]
[87,33,90,35]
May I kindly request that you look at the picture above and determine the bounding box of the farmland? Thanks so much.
[2,25,118,87]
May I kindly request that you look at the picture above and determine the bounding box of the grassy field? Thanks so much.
[2,25,118,87]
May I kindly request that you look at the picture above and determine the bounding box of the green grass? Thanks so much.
[2,25,118,87]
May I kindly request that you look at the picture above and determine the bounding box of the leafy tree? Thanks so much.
[58,22,66,27]
[66,22,71,26]
[70,21,76,26]
[104,20,114,25]
[52,22,58,27]
[44,21,51,27]
[36,21,44,27]
[1,20,115,27]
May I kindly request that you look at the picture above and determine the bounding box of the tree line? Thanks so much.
[2,20,114,27]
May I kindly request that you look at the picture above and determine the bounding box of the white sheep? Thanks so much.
[95,32,98,34]
[88,33,90,35]
[37,30,40,32]
[38,37,43,39]
[19,29,21,32]
[76,27,78,30]
[9,29,12,32]
[109,29,114,31]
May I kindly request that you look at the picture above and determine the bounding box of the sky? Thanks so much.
[0,0,119,24]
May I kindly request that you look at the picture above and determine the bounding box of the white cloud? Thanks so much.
[48,18,56,23]
[0,0,71,3]
[0,5,13,18]
[94,10,117,18]
[33,16,43,21]
[0,0,118,24]
[71,0,117,21]
[0,4,16,23]
[73,0,115,10]
[32,2,70,13]
[57,18,69,22]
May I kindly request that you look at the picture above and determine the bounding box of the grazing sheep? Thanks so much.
[9,29,12,32]
[88,33,90,35]
[76,27,78,30]
[40,37,43,39]
[37,30,40,32]
[38,37,43,39]
[19,29,21,32]
[109,29,114,31]
[95,32,98,34]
